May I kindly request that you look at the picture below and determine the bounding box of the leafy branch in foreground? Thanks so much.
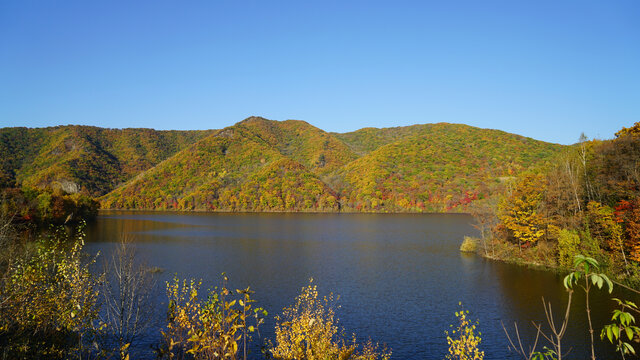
[601,298,640,359]
[503,255,618,360]
[564,255,613,360]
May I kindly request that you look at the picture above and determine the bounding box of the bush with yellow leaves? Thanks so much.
[445,303,484,360]
[0,222,102,359]
[157,275,266,360]
[270,279,390,360]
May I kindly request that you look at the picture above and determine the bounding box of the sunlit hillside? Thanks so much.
[97,118,564,212]
[0,118,565,213]
[0,126,211,196]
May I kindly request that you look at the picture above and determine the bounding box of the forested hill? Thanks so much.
[0,126,212,196]
[334,123,562,211]
[98,117,565,212]
[0,118,565,213]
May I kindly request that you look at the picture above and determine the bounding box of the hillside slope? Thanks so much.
[332,124,426,155]
[332,123,563,212]
[0,126,211,196]
[1,118,565,213]
[239,117,359,176]
[99,118,564,212]
[100,119,340,211]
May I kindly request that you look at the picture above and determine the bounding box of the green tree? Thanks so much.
[557,229,580,269]
[564,255,613,360]
[601,298,640,359]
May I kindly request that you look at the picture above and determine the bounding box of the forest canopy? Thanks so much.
[475,122,640,282]
[1,117,565,216]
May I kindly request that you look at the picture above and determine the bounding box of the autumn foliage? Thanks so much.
[1,187,98,224]
[270,279,390,360]
[498,173,546,246]
[157,276,266,360]
[1,118,563,214]
[482,122,640,280]
[0,223,101,359]
[96,118,562,213]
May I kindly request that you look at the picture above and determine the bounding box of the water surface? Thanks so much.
[86,211,629,359]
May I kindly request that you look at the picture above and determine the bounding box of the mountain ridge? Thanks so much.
[1,117,565,213]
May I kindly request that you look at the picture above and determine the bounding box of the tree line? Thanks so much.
[472,122,640,283]
[1,186,98,225]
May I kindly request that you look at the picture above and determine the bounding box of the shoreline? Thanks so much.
[97,208,473,215]
[469,237,640,291]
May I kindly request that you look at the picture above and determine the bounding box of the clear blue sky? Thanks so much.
[1,1,638,144]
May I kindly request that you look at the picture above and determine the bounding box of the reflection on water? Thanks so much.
[85,211,631,359]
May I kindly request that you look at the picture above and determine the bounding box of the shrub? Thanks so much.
[270,279,390,360]
[0,222,102,359]
[157,275,266,360]
[445,303,484,360]
[460,236,478,253]
[557,229,580,268]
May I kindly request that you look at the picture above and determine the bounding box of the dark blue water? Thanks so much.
[85,211,630,359]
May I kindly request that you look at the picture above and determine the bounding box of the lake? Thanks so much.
[85,211,629,359]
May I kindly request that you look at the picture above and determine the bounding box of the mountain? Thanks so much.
[332,124,428,155]
[0,126,211,196]
[334,123,562,211]
[1,118,566,213]
[99,118,564,212]
[238,117,359,176]
[100,118,342,211]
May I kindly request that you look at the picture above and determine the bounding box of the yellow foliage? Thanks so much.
[271,279,340,360]
[615,121,640,138]
[271,279,390,360]
[587,201,624,252]
[460,236,478,253]
[445,303,484,360]
[498,173,547,245]
[557,229,581,268]
[159,275,265,360]
[0,222,102,358]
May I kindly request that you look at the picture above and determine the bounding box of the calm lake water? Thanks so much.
[85,211,631,359]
